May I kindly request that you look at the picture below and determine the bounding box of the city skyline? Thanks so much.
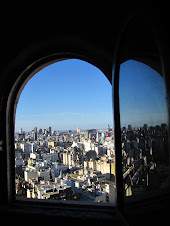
[15,59,168,132]
[16,122,167,134]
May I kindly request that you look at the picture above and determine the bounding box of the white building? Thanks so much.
[24,167,55,182]
[30,143,38,152]
[37,169,55,181]
[62,150,74,168]
[19,128,23,134]
[104,183,116,203]
[30,152,37,159]
[42,153,57,162]
[20,143,31,155]
[83,140,100,155]
[24,170,37,182]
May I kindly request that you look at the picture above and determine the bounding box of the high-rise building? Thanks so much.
[34,127,37,140]
[161,123,167,132]
[48,127,52,134]
[39,129,43,134]
[19,128,23,134]
[77,128,80,133]
[34,127,37,133]
[128,125,132,131]
[143,124,148,131]
[122,127,127,133]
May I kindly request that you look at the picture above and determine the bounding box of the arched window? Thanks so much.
[119,60,168,198]
[14,58,116,205]
[112,14,170,217]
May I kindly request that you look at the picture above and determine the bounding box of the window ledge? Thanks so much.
[0,200,123,224]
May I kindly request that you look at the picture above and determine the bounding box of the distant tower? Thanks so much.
[39,128,43,134]
[48,126,51,134]
[128,125,132,131]
[77,127,80,133]
[107,124,110,132]
[96,132,99,142]
[34,127,37,133]
[34,127,37,140]
[143,123,148,131]
[19,128,23,134]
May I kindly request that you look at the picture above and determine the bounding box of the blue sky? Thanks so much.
[15,59,113,132]
[15,59,168,132]
[119,60,168,127]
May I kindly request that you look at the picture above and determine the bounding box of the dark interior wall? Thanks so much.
[0,10,170,225]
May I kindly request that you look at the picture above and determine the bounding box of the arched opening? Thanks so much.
[112,13,170,214]
[119,59,169,199]
[14,58,116,205]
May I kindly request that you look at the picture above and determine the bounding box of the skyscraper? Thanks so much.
[34,127,37,140]
[48,127,52,134]
[128,125,132,131]
[19,128,23,135]
[34,127,37,133]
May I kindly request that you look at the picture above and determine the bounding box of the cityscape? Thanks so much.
[15,125,116,204]
[15,123,169,204]
[121,123,169,197]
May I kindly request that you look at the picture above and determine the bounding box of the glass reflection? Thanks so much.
[119,60,169,198]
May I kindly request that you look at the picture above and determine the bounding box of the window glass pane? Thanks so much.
[15,59,116,205]
[119,59,169,199]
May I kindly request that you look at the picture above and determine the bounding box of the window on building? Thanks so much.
[14,59,116,206]
[119,60,169,199]
[111,15,170,218]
